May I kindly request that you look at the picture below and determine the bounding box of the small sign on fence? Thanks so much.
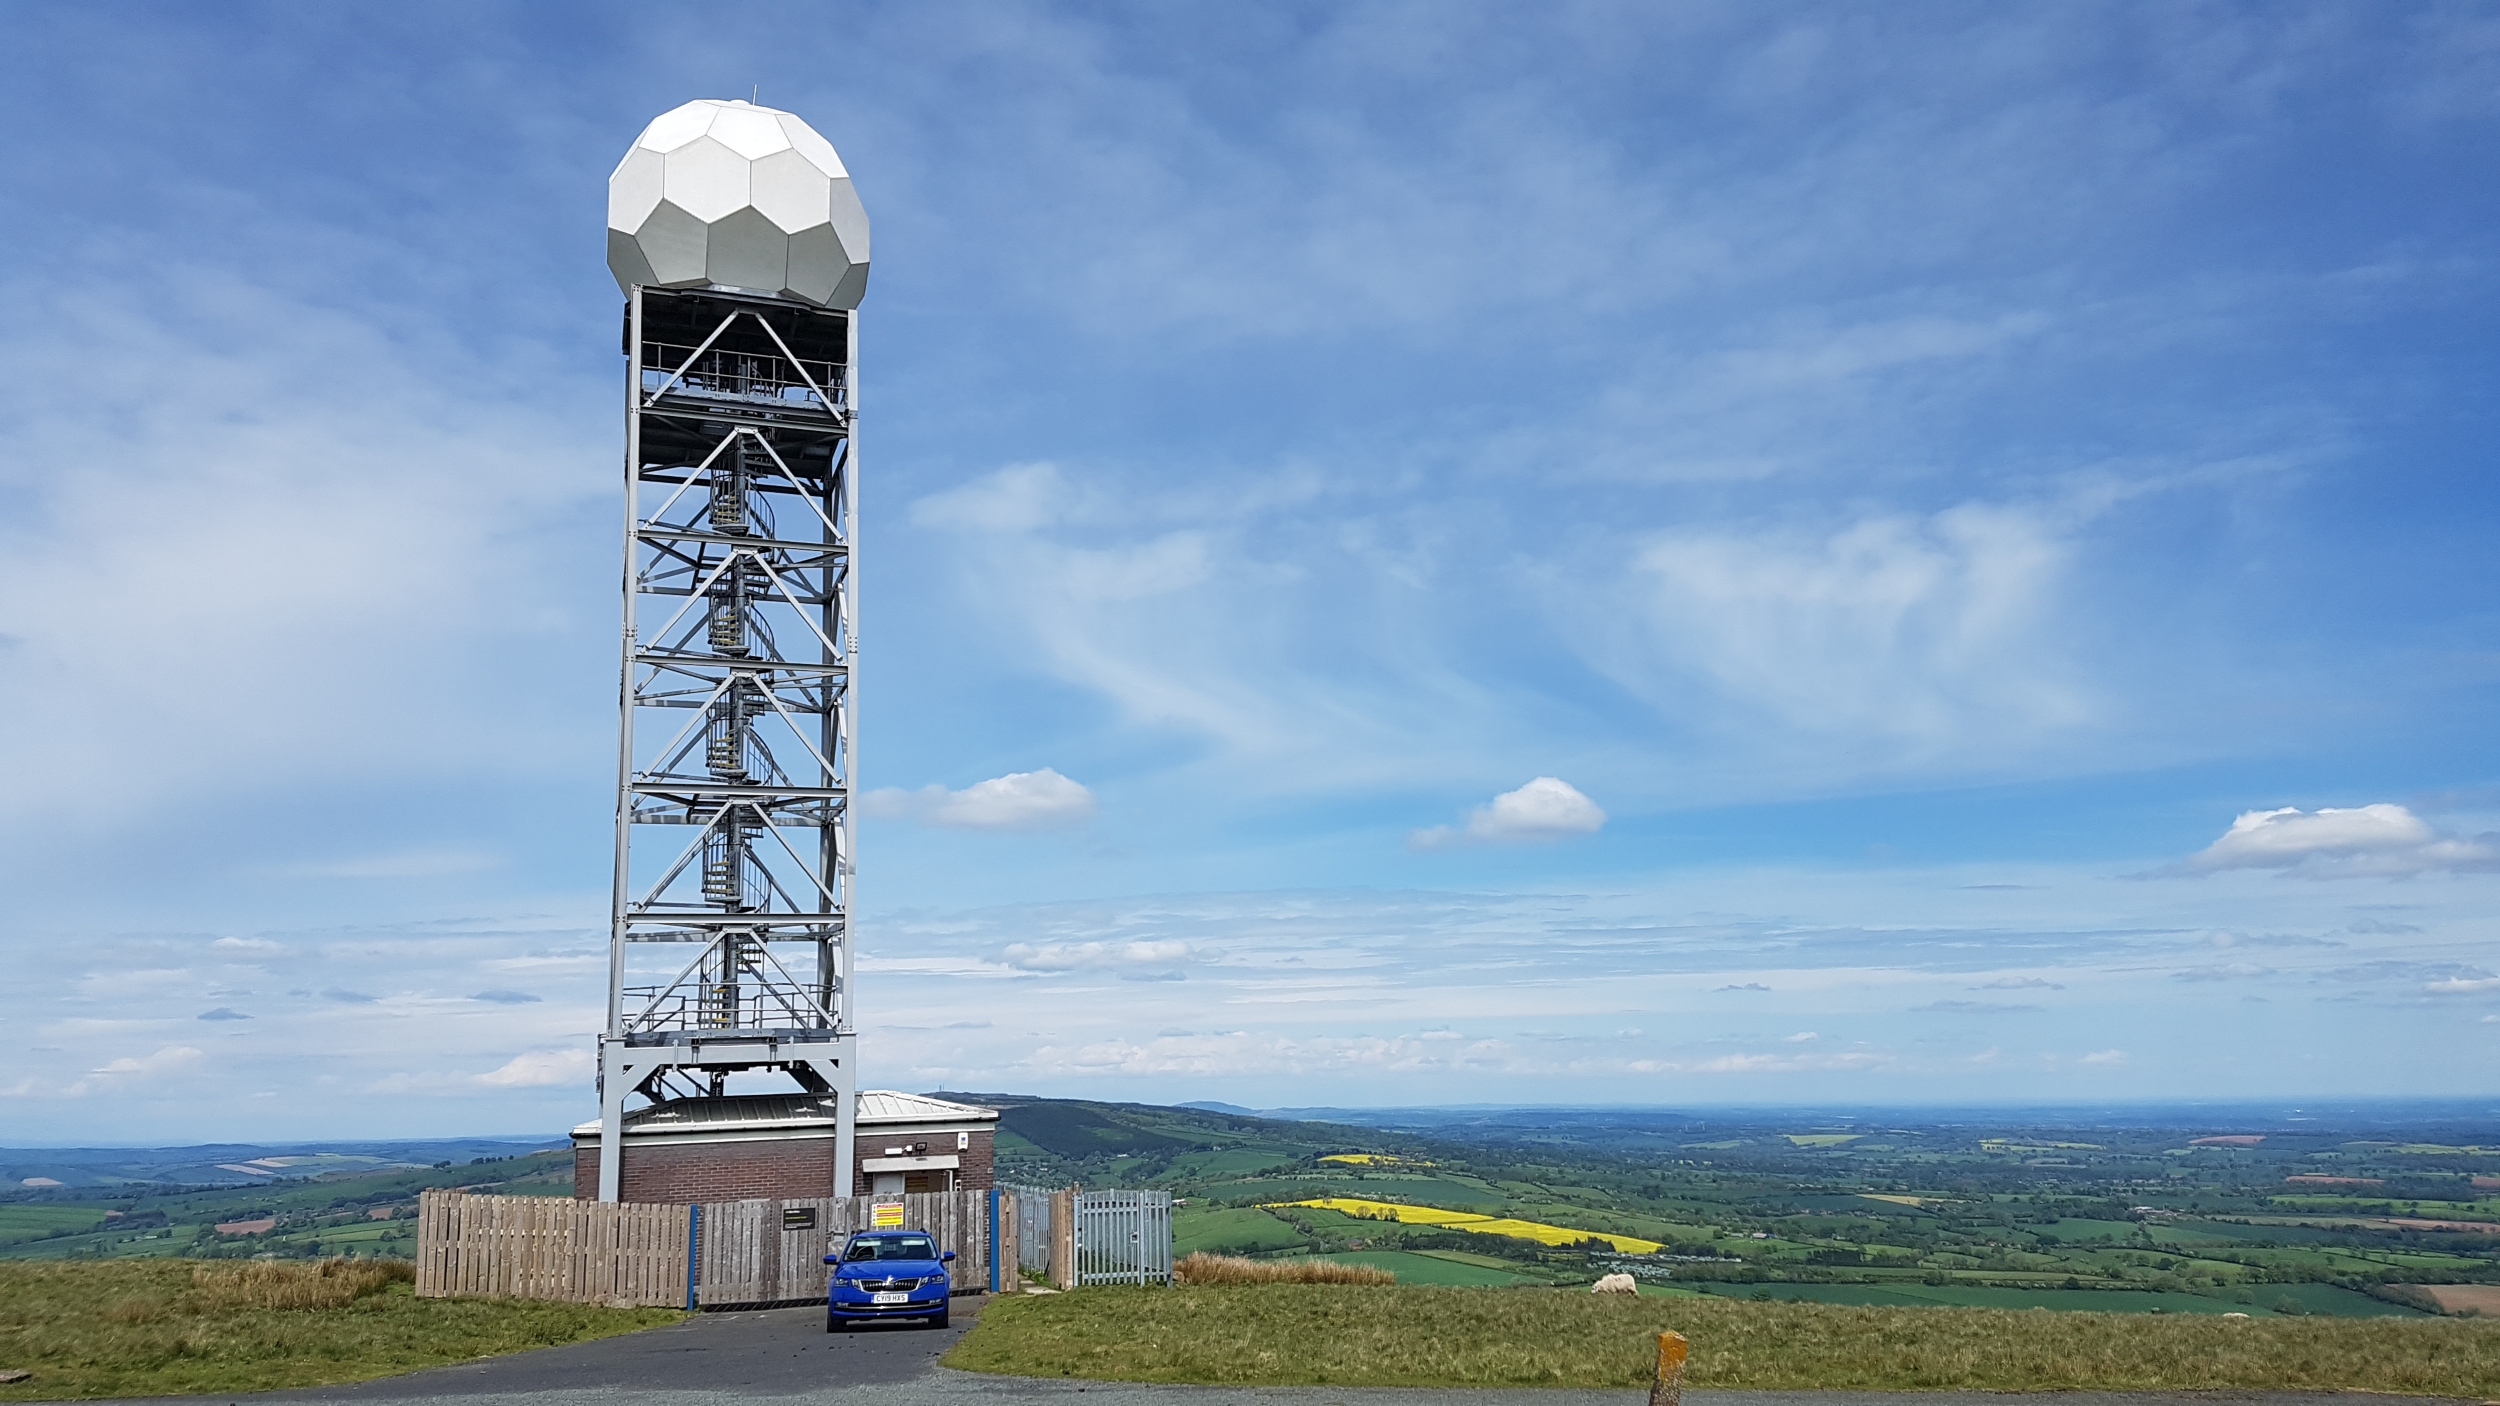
[783,1207,816,1230]
[872,1199,905,1228]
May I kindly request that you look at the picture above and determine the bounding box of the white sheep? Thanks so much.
[1592,1272,1639,1294]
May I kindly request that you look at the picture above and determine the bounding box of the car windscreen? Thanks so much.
[844,1235,936,1261]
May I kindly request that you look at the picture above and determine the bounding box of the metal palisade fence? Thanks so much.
[1074,1189,1172,1287]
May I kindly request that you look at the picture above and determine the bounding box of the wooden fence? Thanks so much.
[698,1191,990,1306]
[416,1188,993,1308]
[415,1189,690,1307]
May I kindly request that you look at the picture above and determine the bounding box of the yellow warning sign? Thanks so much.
[871,1200,905,1228]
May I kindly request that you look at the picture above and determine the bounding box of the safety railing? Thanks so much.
[642,342,846,413]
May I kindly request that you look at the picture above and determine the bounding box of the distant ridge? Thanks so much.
[0,1137,566,1189]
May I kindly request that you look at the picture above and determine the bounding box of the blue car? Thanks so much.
[824,1230,955,1331]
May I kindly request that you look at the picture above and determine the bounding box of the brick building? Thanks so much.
[571,1090,998,1203]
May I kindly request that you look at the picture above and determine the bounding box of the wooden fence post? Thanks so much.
[1051,1189,1077,1290]
[997,1192,1018,1293]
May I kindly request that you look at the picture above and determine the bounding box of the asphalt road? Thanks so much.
[87,1298,2486,1406]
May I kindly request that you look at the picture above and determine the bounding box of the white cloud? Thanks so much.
[32,1044,214,1098]
[1594,503,2088,752]
[1027,1029,1521,1079]
[2080,1049,2128,1065]
[909,462,1068,533]
[1411,777,1606,849]
[472,1048,592,1088]
[863,768,1098,831]
[273,851,505,880]
[0,272,599,829]
[1679,1051,1891,1075]
[1001,940,1198,976]
[91,1046,205,1078]
[2182,804,2500,879]
[212,936,284,957]
[2172,963,2274,982]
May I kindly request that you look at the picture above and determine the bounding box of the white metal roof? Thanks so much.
[857,1090,999,1125]
[570,1089,997,1139]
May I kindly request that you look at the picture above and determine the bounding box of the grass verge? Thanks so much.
[1176,1253,1393,1286]
[943,1284,2500,1394]
[0,1259,681,1400]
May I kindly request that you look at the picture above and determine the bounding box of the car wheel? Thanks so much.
[930,1308,950,1330]
[826,1314,841,1334]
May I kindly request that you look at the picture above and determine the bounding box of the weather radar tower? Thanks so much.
[595,99,868,1202]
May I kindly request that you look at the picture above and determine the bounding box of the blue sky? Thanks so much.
[2,2,2497,1141]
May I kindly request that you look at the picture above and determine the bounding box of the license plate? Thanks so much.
[872,1291,909,1304]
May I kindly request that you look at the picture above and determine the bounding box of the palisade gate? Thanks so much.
[996,1186,1173,1290]
[1073,1189,1173,1287]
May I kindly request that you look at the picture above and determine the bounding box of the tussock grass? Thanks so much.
[1175,1253,1393,1286]
[945,1283,2500,1395]
[0,1258,678,1400]
[188,1257,414,1312]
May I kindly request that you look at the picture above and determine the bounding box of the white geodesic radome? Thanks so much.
[607,99,870,309]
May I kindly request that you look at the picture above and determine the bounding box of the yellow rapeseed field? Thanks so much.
[1271,1197,1662,1253]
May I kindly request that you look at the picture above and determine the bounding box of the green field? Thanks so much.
[2029,1218,2139,1243]
[946,1284,2500,1392]
[1162,1146,1303,1180]
[1173,1206,1305,1256]
[0,1209,113,1248]
[1310,1250,1536,1286]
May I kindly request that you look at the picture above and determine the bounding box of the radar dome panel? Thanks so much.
[608,99,870,309]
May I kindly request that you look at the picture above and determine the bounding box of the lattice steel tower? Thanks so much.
[594,99,869,1201]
